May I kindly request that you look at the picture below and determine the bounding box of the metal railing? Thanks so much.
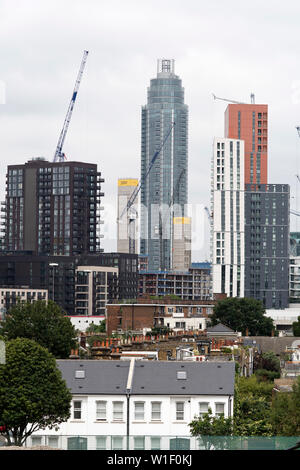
[20,435,300,451]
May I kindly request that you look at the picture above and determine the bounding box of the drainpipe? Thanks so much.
[126,358,135,450]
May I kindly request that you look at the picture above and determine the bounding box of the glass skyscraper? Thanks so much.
[140,59,188,271]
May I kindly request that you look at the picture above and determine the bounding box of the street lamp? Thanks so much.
[49,263,59,301]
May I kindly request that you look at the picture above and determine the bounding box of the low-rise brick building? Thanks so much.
[106,296,224,336]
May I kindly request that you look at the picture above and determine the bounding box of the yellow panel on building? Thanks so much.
[173,217,191,224]
[118,179,138,187]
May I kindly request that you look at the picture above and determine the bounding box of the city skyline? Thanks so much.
[1,1,300,261]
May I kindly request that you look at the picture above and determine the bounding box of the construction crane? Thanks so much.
[204,206,212,221]
[212,93,255,105]
[53,50,89,162]
[117,121,176,223]
[159,167,186,270]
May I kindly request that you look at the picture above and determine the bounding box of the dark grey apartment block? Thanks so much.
[244,184,289,309]
[1,158,104,256]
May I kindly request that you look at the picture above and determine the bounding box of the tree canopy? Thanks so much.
[210,297,274,336]
[0,338,71,446]
[271,377,300,436]
[85,320,106,334]
[0,300,76,358]
[292,316,300,337]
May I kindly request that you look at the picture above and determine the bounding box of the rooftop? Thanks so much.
[57,360,235,396]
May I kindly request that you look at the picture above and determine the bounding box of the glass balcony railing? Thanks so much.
[21,435,300,451]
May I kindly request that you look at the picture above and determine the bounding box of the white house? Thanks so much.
[66,315,105,332]
[27,360,235,450]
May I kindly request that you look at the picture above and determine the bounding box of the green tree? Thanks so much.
[211,297,274,336]
[0,300,76,358]
[254,351,281,380]
[271,377,300,436]
[86,320,106,334]
[233,375,273,436]
[189,408,233,449]
[0,338,71,446]
[292,316,300,337]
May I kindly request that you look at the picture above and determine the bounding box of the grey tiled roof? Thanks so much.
[57,360,235,396]
[57,360,130,395]
[207,323,235,333]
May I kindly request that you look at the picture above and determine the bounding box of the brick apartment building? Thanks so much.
[106,295,225,335]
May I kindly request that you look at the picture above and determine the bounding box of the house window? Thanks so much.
[73,400,82,420]
[151,402,161,421]
[134,402,145,421]
[96,436,106,450]
[113,401,124,421]
[96,401,107,421]
[47,436,59,448]
[215,403,225,417]
[176,402,185,421]
[151,437,161,450]
[199,402,209,418]
[134,436,145,450]
[112,436,123,450]
[31,436,42,446]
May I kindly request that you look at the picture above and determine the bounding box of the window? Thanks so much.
[134,402,145,421]
[215,403,225,417]
[199,402,209,418]
[31,436,42,446]
[96,436,106,450]
[112,436,123,450]
[96,401,107,421]
[151,437,161,450]
[48,436,59,448]
[73,400,82,420]
[134,436,145,450]
[151,402,161,421]
[176,402,185,421]
[113,401,123,421]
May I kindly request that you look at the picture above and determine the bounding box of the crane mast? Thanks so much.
[117,121,175,222]
[53,50,89,162]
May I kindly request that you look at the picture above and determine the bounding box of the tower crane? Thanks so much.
[212,93,255,105]
[53,50,89,162]
[117,121,176,223]
[204,206,212,221]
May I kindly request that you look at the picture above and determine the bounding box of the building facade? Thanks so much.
[225,103,268,185]
[27,360,235,450]
[211,138,245,297]
[117,178,139,254]
[0,286,48,320]
[0,252,138,315]
[172,217,191,271]
[140,59,188,271]
[75,266,119,316]
[106,298,216,335]
[138,263,212,300]
[1,158,104,255]
[244,184,290,309]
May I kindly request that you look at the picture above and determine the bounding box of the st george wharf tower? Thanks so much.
[140,59,189,271]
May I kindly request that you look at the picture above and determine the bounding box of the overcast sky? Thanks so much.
[1,0,300,260]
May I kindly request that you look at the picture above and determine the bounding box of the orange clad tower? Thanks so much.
[225,104,268,185]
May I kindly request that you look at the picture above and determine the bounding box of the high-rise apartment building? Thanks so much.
[211,138,245,297]
[2,158,104,255]
[117,178,139,254]
[244,184,289,309]
[172,217,191,271]
[140,59,188,271]
[225,104,268,185]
